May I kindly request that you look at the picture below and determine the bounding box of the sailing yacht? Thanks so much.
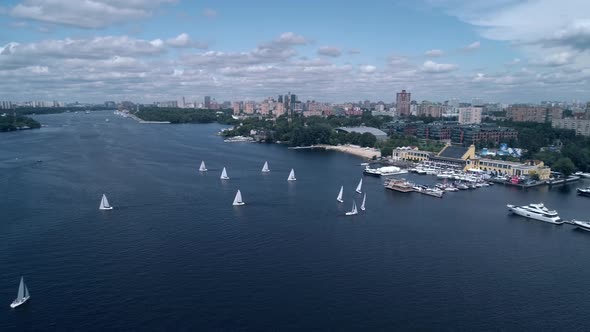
[10,277,30,308]
[345,200,358,216]
[99,194,113,210]
[233,189,245,206]
[355,178,363,193]
[360,193,366,211]
[220,167,230,180]
[287,169,296,181]
[336,186,344,203]
[261,161,270,173]
[199,161,207,172]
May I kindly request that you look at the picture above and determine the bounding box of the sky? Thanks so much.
[1,0,590,104]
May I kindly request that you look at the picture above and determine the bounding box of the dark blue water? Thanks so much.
[2,111,590,331]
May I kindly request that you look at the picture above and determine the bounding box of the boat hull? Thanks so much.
[345,212,357,216]
[337,199,343,203]
[99,207,113,210]
[577,189,590,197]
[233,202,245,206]
[573,220,590,231]
[508,206,563,224]
[220,176,229,180]
[10,296,30,309]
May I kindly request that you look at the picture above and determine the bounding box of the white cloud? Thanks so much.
[531,52,575,67]
[463,41,480,51]
[359,65,377,73]
[425,49,444,57]
[421,60,458,73]
[9,0,174,29]
[275,32,309,46]
[165,33,208,49]
[202,8,217,18]
[317,46,341,57]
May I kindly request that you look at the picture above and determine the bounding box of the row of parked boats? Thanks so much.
[384,178,493,198]
[507,203,590,231]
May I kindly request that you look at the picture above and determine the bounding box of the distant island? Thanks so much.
[0,113,41,132]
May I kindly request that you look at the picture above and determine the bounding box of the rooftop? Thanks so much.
[437,145,469,159]
[336,126,387,137]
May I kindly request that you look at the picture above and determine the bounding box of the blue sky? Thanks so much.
[1,0,589,103]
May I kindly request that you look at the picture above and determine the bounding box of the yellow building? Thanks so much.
[392,147,432,162]
[474,159,551,180]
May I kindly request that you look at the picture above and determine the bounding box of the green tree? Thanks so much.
[552,157,575,177]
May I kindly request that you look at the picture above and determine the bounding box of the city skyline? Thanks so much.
[1,0,589,103]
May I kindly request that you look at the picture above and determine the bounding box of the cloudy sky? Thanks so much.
[1,0,589,103]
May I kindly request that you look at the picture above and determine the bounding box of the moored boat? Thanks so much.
[506,203,563,224]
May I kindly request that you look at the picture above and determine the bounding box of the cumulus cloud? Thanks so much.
[462,41,480,51]
[348,48,361,55]
[531,52,575,67]
[317,46,341,57]
[421,60,458,73]
[202,8,217,18]
[359,65,377,73]
[542,21,590,51]
[425,49,444,57]
[165,33,208,49]
[9,0,174,29]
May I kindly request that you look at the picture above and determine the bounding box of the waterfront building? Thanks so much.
[396,90,411,116]
[552,118,590,136]
[429,144,476,170]
[392,147,432,162]
[458,107,482,124]
[475,159,551,180]
[335,126,388,141]
[451,125,518,146]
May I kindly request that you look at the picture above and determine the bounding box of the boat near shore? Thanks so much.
[572,219,590,231]
[364,166,408,177]
[576,187,590,197]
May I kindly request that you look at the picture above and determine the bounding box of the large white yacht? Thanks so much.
[506,203,563,224]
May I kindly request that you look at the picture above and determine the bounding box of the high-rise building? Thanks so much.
[278,95,283,103]
[396,90,411,116]
[204,96,211,109]
[458,107,482,124]
[232,102,241,115]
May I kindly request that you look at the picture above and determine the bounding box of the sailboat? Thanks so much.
[360,193,366,211]
[10,277,30,308]
[220,167,229,180]
[261,161,270,173]
[233,189,245,206]
[199,161,207,172]
[287,168,296,181]
[345,200,358,216]
[336,186,344,203]
[356,178,363,194]
[99,194,113,210]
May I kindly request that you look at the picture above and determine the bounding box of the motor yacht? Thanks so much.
[506,203,563,224]
[572,219,590,231]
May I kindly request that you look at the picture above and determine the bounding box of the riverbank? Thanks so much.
[314,144,381,159]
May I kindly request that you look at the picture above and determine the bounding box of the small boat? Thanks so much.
[575,171,590,179]
[10,277,30,308]
[199,161,207,172]
[506,203,563,224]
[99,194,113,210]
[577,187,590,197]
[345,200,358,216]
[355,178,363,194]
[287,169,296,181]
[336,186,344,203]
[572,219,590,231]
[360,193,366,211]
[105,118,109,122]
[232,189,245,206]
[220,167,229,180]
[261,161,270,173]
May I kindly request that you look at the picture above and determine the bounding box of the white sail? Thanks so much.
[261,161,270,172]
[356,178,363,193]
[24,284,29,299]
[16,277,24,302]
[337,186,344,202]
[199,161,207,172]
[346,201,358,215]
[287,168,296,181]
[233,189,244,206]
[99,194,112,210]
[220,167,229,179]
[360,193,366,211]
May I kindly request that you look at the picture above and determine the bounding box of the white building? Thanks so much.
[458,107,482,124]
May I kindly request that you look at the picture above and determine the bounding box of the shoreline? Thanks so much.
[311,144,381,159]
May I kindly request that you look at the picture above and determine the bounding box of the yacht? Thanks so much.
[576,187,590,197]
[10,277,30,308]
[572,219,590,231]
[506,203,563,224]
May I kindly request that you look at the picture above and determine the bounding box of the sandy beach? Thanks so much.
[313,144,381,159]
